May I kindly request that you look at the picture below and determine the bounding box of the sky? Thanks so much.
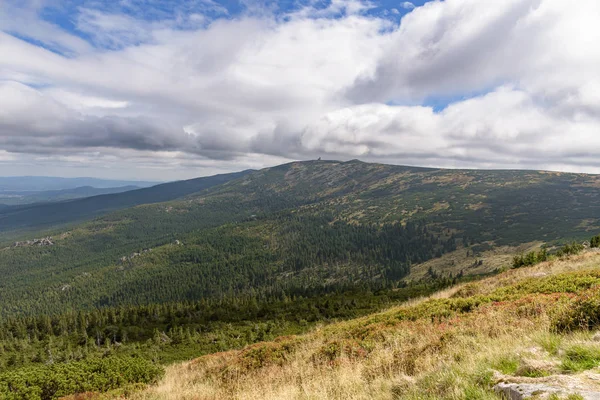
[1,0,599,180]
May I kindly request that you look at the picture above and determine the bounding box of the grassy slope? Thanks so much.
[406,241,544,281]
[121,251,600,400]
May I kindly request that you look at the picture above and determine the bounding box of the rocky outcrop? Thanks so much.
[494,371,600,399]
[13,237,54,247]
[495,382,600,399]
[118,248,152,264]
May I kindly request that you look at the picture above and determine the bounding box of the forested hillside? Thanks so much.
[2,160,600,318]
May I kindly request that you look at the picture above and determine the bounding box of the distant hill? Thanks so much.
[0,170,252,233]
[0,185,140,206]
[0,176,158,191]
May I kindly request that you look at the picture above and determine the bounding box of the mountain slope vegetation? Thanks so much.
[4,247,599,399]
[1,160,600,399]
[120,251,600,400]
[1,160,600,319]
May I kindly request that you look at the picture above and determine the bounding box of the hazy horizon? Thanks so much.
[3,158,600,183]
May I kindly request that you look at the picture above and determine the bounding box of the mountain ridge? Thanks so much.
[0,185,141,206]
[0,176,159,191]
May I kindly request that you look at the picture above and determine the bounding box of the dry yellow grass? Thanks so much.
[127,312,542,399]
[406,241,543,281]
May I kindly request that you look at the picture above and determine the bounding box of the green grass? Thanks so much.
[536,333,563,356]
[549,395,586,400]
[491,355,520,375]
[561,344,600,372]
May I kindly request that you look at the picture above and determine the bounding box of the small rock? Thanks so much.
[494,382,600,400]
[516,359,559,377]
[584,372,600,382]
[495,382,561,399]
[592,332,600,342]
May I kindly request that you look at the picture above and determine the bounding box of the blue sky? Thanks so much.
[1,0,600,180]
[13,0,432,53]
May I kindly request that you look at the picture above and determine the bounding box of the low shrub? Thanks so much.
[312,339,370,365]
[494,273,600,298]
[554,286,600,331]
[0,356,163,400]
[238,339,299,370]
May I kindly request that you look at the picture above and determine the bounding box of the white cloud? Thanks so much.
[45,89,129,112]
[1,0,600,179]
[0,1,92,55]
[400,2,415,10]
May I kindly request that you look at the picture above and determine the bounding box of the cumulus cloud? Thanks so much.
[1,0,600,179]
